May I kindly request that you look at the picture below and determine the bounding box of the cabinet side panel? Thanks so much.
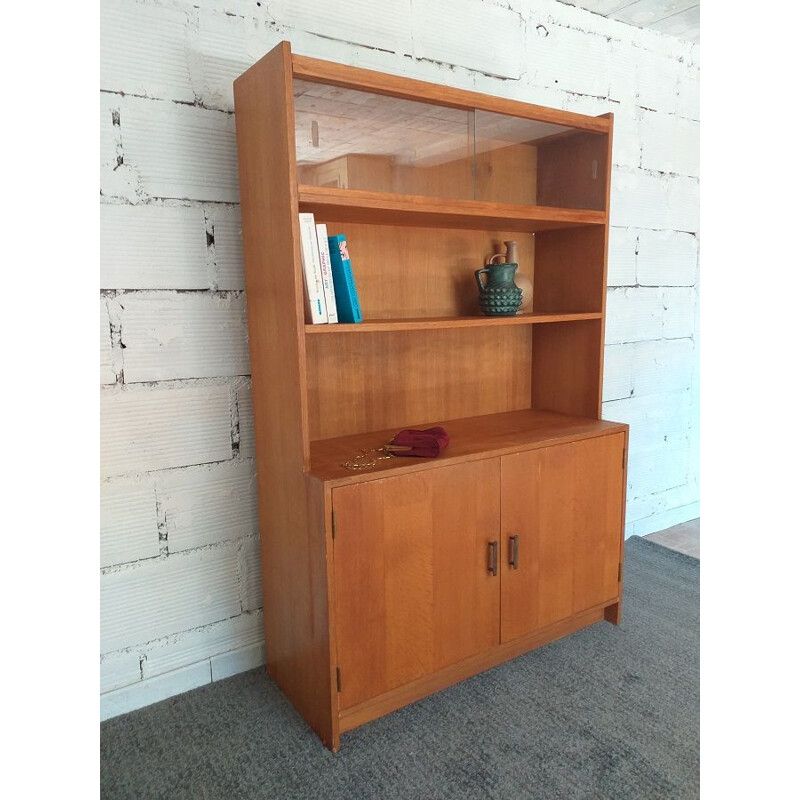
[234,43,336,747]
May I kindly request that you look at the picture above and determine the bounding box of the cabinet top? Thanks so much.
[308,409,627,486]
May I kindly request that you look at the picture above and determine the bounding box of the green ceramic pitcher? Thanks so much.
[475,255,523,316]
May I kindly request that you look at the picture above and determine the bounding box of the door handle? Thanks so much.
[508,534,519,570]
[487,540,498,576]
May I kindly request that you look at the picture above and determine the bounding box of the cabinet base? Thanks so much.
[338,600,617,739]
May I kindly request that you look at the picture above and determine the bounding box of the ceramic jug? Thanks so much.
[475,254,523,316]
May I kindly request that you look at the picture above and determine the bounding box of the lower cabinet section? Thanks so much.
[331,431,627,716]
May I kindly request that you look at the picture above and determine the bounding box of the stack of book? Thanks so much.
[298,213,362,325]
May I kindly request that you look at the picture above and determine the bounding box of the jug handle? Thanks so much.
[474,267,490,292]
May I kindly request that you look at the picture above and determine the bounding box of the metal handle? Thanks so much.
[508,535,519,570]
[487,541,498,576]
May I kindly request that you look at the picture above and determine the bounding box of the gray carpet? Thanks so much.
[100,537,699,799]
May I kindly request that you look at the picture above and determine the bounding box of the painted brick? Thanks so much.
[210,641,266,681]
[120,292,250,382]
[627,436,690,498]
[101,660,211,721]
[100,203,209,290]
[607,226,638,286]
[676,62,700,121]
[609,38,638,105]
[211,206,245,290]
[100,544,241,652]
[610,168,669,229]
[100,384,232,477]
[119,95,239,202]
[101,94,144,203]
[634,47,680,113]
[100,299,116,384]
[602,343,634,402]
[241,537,263,611]
[665,175,700,232]
[413,0,522,79]
[609,104,641,170]
[236,382,255,459]
[141,611,262,680]
[100,650,142,694]
[633,338,694,397]
[188,10,278,112]
[611,168,698,231]
[101,0,195,102]
[605,287,662,344]
[662,287,696,339]
[100,94,119,172]
[640,110,699,177]
[626,483,698,528]
[545,1,625,40]
[637,229,697,286]
[100,477,160,567]
[157,460,258,552]
[528,22,610,97]
[606,391,692,453]
[267,0,413,59]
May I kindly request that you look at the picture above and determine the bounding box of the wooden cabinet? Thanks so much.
[233,42,628,751]
[332,434,626,713]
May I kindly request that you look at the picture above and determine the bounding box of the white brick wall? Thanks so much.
[99,0,699,718]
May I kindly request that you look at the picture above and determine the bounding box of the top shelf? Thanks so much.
[297,186,607,232]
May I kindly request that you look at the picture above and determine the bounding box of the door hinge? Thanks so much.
[335,666,342,693]
[331,509,336,540]
[622,447,626,469]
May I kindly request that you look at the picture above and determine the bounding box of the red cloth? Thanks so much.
[389,427,450,458]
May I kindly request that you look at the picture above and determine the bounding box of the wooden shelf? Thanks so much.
[297,185,606,232]
[305,312,601,334]
[308,408,626,485]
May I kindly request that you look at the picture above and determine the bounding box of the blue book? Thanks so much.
[327,234,363,324]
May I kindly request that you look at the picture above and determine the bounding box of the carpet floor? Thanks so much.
[100,537,699,799]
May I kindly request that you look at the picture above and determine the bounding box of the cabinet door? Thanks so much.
[332,459,500,709]
[500,433,625,643]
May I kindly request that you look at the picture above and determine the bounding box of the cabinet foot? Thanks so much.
[604,602,621,625]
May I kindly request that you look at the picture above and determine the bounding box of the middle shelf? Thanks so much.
[304,311,602,334]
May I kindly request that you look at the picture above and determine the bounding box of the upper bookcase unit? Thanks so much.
[292,78,609,212]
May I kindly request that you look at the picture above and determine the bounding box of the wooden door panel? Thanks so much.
[333,459,500,709]
[500,433,624,643]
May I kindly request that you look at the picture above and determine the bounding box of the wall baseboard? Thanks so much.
[101,642,266,722]
[625,501,700,539]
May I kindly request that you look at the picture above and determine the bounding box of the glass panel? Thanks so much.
[293,79,473,199]
[474,110,607,210]
[293,80,609,210]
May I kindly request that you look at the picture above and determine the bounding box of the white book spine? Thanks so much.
[315,223,339,323]
[298,212,327,324]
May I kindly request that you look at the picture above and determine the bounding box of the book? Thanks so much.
[298,212,327,324]
[315,223,339,324]
[327,234,363,324]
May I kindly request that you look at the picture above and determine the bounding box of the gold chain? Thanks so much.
[341,443,412,470]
